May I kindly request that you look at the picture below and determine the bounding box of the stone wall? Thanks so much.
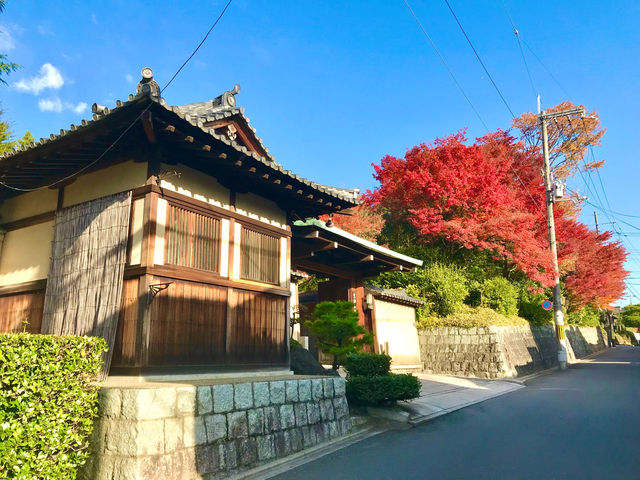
[81,376,351,480]
[418,325,607,379]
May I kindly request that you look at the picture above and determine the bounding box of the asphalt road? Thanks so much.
[272,346,640,480]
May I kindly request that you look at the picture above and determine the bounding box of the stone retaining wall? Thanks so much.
[418,325,607,378]
[80,377,351,480]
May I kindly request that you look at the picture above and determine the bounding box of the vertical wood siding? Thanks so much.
[166,205,220,273]
[41,192,132,378]
[230,290,287,364]
[111,278,139,367]
[0,290,45,333]
[240,227,279,285]
[148,280,227,365]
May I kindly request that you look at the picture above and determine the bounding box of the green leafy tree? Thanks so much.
[0,110,33,154]
[305,301,373,370]
[0,0,19,85]
[621,304,640,329]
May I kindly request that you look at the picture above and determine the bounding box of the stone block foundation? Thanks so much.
[80,376,351,480]
[418,325,607,378]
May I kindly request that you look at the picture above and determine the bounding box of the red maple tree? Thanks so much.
[556,217,628,309]
[367,131,555,285]
[366,129,628,308]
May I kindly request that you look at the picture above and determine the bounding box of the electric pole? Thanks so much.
[594,211,599,235]
[539,105,586,371]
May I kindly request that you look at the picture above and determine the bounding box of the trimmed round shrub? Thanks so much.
[479,277,518,316]
[344,352,391,377]
[346,374,421,406]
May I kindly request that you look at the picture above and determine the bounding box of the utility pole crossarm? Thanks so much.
[539,106,586,121]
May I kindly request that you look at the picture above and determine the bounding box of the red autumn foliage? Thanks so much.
[556,217,628,309]
[367,131,555,286]
[366,129,628,308]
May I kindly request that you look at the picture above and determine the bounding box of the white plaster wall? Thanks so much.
[128,198,145,265]
[63,161,147,208]
[0,221,54,286]
[375,300,421,366]
[0,188,58,223]
[236,192,286,229]
[159,163,230,209]
[154,198,167,266]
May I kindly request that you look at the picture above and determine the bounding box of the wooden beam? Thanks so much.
[141,111,156,144]
[164,125,176,133]
[292,241,339,259]
[184,136,194,143]
[202,145,211,152]
[293,259,358,280]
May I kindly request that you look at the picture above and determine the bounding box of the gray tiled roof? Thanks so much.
[1,85,360,205]
[364,284,425,307]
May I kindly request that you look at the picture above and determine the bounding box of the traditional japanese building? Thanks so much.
[0,68,420,379]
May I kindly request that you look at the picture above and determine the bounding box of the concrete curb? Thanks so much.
[230,423,384,480]
[405,384,524,425]
[497,347,610,385]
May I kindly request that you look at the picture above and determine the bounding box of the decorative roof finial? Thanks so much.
[212,84,241,109]
[136,67,161,99]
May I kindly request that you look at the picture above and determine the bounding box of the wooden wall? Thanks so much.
[230,289,287,364]
[149,280,228,366]
[111,278,140,367]
[0,290,45,333]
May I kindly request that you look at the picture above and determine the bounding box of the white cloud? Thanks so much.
[91,14,97,24]
[71,102,87,114]
[0,26,16,51]
[125,73,134,84]
[38,97,87,114]
[38,97,62,112]
[14,63,64,95]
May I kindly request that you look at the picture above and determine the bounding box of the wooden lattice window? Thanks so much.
[166,205,221,273]
[241,227,280,284]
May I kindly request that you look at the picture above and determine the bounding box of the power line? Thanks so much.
[401,1,542,210]
[443,0,516,118]
[401,0,489,131]
[500,0,537,99]
[0,0,234,193]
[496,8,639,305]
[520,37,573,100]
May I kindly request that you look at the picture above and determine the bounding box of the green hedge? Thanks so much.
[344,352,421,406]
[0,333,107,479]
[479,277,518,316]
[344,352,391,377]
[346,374,421,406]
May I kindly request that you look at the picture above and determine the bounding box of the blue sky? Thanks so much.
[1,0,639,304]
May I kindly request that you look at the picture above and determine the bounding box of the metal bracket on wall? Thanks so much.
[149,282,173,297]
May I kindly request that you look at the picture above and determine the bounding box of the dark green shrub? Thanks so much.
[0,333,107,479]
[479,277,518,316]
[567,306,601,327]
[346,374,421,406]
[374,263,468,317]
[305,301,373,369]
[621,304,640,328]
[344,352,391,377]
